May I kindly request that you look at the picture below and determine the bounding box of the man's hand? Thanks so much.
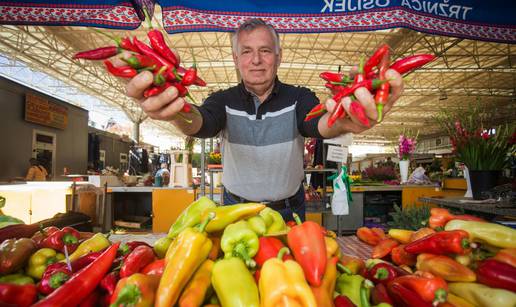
[319,68,404,137]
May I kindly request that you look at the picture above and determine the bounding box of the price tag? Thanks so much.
[327,145,348,163]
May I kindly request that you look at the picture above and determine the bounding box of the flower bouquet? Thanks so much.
[396,130,418,183]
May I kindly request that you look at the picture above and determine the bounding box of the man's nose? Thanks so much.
[251,51,261,64]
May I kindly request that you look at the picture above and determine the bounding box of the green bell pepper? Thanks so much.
[221,221,259,268]
[336,273,370,307]
[167,196,217,239]
[211,257,259,307]
[0,274,34,285]
[246,216,266,236]
[259,207,287,235]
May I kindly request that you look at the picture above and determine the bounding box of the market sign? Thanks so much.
[25,93,68,130]
[160,0,516,43]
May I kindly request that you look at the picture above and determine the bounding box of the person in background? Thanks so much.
[155,162,170,186]
[124,18,404,221]
[25,158,48,181]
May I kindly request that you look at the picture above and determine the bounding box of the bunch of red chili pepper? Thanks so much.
[73,10,205,119]
[305,44,435,127]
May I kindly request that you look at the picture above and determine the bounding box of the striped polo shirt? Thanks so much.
[193,79,323,201]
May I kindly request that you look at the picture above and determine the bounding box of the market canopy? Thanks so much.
[0,1,514,146]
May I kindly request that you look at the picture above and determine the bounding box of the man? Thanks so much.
[125,19,403,221]
[25,158,48,181]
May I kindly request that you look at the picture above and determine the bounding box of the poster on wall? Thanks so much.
[25,93,68,130]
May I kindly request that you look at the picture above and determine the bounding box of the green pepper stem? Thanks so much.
[461,238,470,249]
[234,242,256,268]
[360,280,372,307]
[62,233,78,245]
[374,267,389,280]
[337,263,352,275]
[277,247,290,260]
[93,29,121,45]
[292,213,302,225]
[49,272,69,289]
[376,103,384,122]
[142,7,154,29]
[433,288,447,305]
[358,56,365,75]
[110,284,142,307]
[177,112,193,124]
[198,212,215,233]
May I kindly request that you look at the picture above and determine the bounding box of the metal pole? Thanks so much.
[200,139,206,196]
[132,121,140,144]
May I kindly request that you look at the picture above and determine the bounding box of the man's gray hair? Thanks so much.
[232,18,281,54]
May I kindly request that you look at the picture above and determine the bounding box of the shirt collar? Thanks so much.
[239,77,281,100]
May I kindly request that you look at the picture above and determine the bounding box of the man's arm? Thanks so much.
[25,167,34,181]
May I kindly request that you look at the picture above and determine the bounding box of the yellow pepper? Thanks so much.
[26,248,64,279]
[388,229,414,244]
[65,233,110,262]
[259,247,317,307]
[179,259,214,307]
[211,257,259,307]
[311,256,338,307]
[155,213,214,307]
[110,273,160,307]
[445,220,516,248]
[202,203,266,233]
[446,293,476,307]
[449,282,516,307]
[325,236,341,258]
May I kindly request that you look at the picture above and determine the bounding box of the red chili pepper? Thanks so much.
[181,66,197,87]
[133,37,174,69]
[354,56,365,83]
[327,102,346,128]
[387,281,432,307]
[77,289,101,307]
[120,245,155,278]
[193,76,207,87]
[143,9,179,67]
[173,82,190,98]
[70,251,103,271]
[141,259,165,276]
[374,50,390,123]
[32,242,120,307]
[104,60,137,78]
[0,283,38,307]
[390,272,448,305]
[320,72,349,83]
[391,244,417,266]
[287,213,327,287]
[367,261,405,285]
[37,264,71,295]
[99,271,119,296]
[254,237,292,268]
[153,66,169,86]
[334,295,356,307]
[39,226,80,254]
[120,37,139,53]
[304,103,327,122]
[364,44,389,74]
[390,54,436,75]
[404,230,472,255]
[123,54,159,70]
[371,283,394,305]
[73,46,120,60]
[349,100,370,127]
[476,259,516,292]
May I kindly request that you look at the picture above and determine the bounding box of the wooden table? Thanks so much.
[419,196,516,216]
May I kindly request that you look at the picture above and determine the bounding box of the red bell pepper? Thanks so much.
[38,226,81,254]
[99,271,119,297]
[37,264,71,295]
[391,272,448,305]
[70,251,103,271]
[476,259,516,292]
[372,238,399,259]
[119,245,155,278]
[371,283,393,305]
[387,281,432,307]
[0,283,38,307]
[367,261,407,285]
[356,227,386,246]
[32,242,120,307]
[391,244,417,266]
[118,241,152,257]
[428,208,484,229]
[141,258,165,276]
[287,213,327,287]
[254,237,292,267]
[404,230,472,255]
[334,295,356,307]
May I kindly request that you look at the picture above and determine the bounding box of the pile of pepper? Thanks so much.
[356,207,516,307]
[1,197,514,306]
[73,10,206,120]
[306,44,435,127]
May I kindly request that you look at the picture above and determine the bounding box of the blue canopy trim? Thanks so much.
[0,1,142,29]
[159,1,516,44]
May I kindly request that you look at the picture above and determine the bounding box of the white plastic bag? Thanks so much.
[331,168,349,215]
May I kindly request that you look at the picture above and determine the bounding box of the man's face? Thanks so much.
[233,26,282,91]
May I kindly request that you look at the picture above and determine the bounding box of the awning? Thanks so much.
[158,0,516,43]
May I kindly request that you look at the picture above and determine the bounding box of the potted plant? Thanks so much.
[396,130,418,183]
[435,101,515,199]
